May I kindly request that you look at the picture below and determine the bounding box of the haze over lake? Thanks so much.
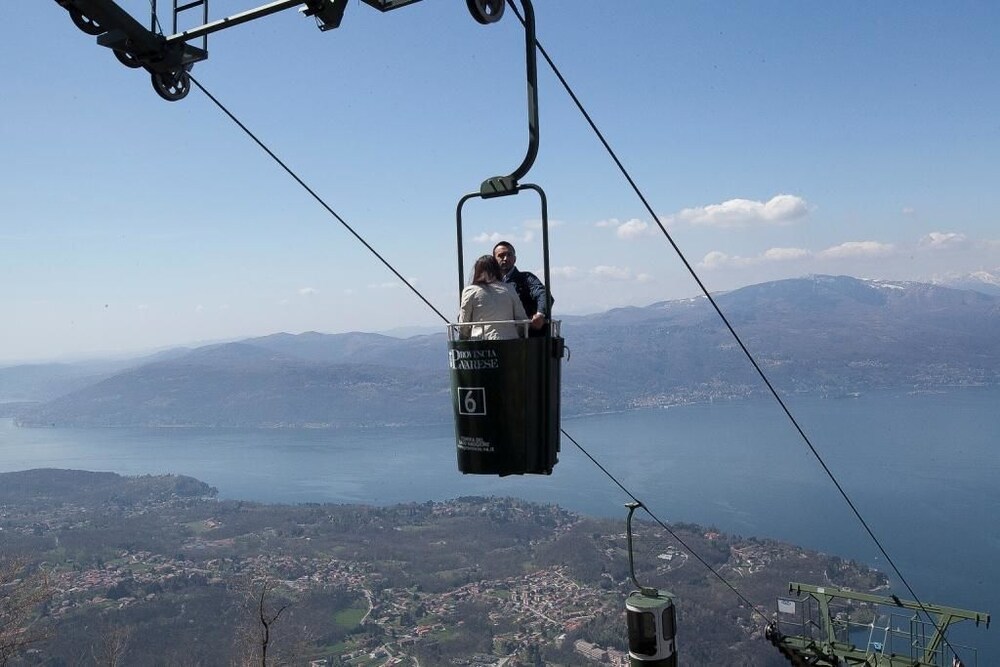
[2,387,997,661]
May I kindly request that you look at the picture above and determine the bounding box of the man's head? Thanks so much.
[492,241,516,274]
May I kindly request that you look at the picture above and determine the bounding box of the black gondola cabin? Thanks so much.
[448,324,562,475]
[451,184,563,476]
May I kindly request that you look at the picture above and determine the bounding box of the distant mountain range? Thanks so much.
[935,269,1000,296]
[5,275,1000,428]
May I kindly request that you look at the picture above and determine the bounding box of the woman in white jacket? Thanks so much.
[458,255,529,340]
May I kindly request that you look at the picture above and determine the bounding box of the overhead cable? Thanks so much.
[188,70,764,622]
[188,75,450,325]
[508,0,947,642]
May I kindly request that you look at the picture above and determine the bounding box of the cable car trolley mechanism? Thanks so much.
[51,0,470,101]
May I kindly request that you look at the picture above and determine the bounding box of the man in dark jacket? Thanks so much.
[492,241,552,337]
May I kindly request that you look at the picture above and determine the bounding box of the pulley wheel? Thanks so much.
[114,49,142,69]
[68,6,105,35]
[467,0,504,24]
[151,70,191,102]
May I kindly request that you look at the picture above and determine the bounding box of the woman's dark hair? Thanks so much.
[471,255,502,285]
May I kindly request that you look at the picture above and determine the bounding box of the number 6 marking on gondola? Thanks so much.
[458,387,487,416]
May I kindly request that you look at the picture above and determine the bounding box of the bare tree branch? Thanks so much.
[258,579,290,667]
[91,617,133,667]
[0,559,53,666]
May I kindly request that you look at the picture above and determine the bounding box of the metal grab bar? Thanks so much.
[447,319,561,341]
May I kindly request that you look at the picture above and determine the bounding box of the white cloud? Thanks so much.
[551,266,581,279]
[699,247,811,269]
[473,230,535,245]
[368,282,400,289]
[902,207,916,215]
[524,218,565,229]
[616,218,650,240]
[818,241,894,259]
[137,304,150,311]
[920,231,967,249]
[473,232,504,244]
[591,265,632,280]
[673,194,809,228]
[695,231,1000,275]
[298,287,318,296]
[587,265,655,282]
[194,304,205,312]
[699,251,739,269]
[762,247,810,261]
[594,217,656,239]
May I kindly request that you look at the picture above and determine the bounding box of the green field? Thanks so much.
[333,604,368,629]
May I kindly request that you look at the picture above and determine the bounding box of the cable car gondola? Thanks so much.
[624,502,678,666]
[449,184,563,476]
[447,0,563,476]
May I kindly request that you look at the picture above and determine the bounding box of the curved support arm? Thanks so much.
[506,0,538,184]
[626,502,658,596]
[479,0,539,197]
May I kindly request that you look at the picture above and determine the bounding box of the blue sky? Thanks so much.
[3,2,998,362]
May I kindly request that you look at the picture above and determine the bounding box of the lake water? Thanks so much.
[1,388,997,661]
